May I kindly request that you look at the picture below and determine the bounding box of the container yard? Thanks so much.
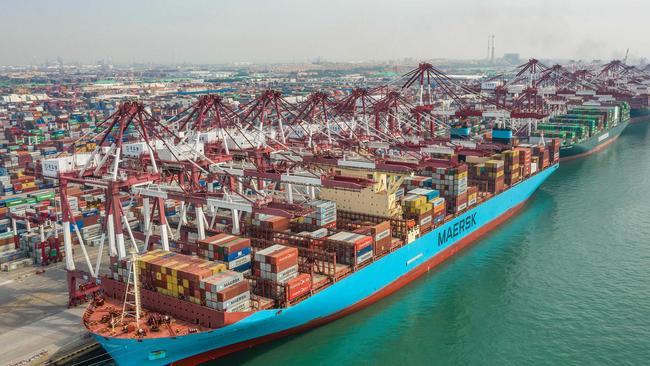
[2,6,650,363]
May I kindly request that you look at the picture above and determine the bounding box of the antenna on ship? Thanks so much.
[121,250,143,333]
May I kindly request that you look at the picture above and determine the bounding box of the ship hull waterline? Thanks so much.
[95,164,559,366]
[559,120,629,161]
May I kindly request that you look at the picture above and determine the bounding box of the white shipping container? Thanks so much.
[224,254,251,269]
[356,250,373,265]
[261,265,299,284]
[200,271,244,292]
[216,291,251,311]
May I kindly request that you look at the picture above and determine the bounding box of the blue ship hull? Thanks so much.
[95,163,559,365]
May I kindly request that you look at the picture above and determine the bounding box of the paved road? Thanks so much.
[0,245,104,365]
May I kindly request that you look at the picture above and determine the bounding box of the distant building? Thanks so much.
[502,53,521,65]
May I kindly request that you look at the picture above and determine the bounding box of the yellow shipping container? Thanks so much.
[486,160,504,168]
[409,203,432,215]
[404,195,427,207]
[182,279,189,288]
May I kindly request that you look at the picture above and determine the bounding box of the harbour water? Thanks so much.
[79,122,650,366]
[215,121,650,365]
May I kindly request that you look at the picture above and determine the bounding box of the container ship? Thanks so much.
[82,138,559,366]
[630,107,650,120]
[529,102,630,160]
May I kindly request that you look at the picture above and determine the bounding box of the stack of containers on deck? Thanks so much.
[470,160,505,194]
[485,160,505,193]
[407,188,440,230]
[351,221,392,256]
[328,231,373,265]
[402,194,434,232]
[136,250,227,304]
[254,244,311,302]
[531,156,540,174]
[201,270,251,312]
[428,165,469,214]
[467,186,479,207]
[532,146,550,169]
[284,272,312,301]
[547,138,560,163]
[407,188,439,201]
[402,175,433,190]
[109,256,128,282]
[501,150,521,186]
[514,147,532,177]
[304,200,337,228]
[369,221,392,255]
[254,244,299,284]
[197,233,252,274]
[252,213,291,231]
[307,227,329,239]
[431,197,446,224]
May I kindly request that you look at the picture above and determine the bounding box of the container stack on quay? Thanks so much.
[0,76,215,271]
[0,230,25,266]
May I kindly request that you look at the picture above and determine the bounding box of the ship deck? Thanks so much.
[84,297,212,339]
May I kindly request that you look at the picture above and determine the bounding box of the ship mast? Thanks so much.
[121,250,143,331]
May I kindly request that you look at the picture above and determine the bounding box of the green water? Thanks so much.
[214,122,650,365]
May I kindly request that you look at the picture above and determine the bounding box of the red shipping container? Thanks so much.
[255,245,299,272]
[215,280,249,302]
[253,258,296,273]
[264,246,298,268]
[286,273,312,301]
[216,238,251,258]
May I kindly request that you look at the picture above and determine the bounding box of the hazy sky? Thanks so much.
[0,0,646,65]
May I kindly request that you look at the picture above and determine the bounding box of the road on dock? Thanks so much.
[0,245,103,366]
